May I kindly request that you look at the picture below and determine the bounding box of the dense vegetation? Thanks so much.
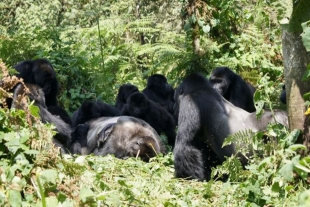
[1,0,310,206]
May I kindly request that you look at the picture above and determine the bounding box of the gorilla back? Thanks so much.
[174,73,288,181]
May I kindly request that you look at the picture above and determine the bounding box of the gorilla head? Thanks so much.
[144,74,174,97]
[209,66,256,112]
[13,59,59,106]
[142,74,175,115]
[115,84,139,111]
[32,59,57,96]
[125,92,148,117]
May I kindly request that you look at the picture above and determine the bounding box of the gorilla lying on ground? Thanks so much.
[142,74,175,114]
[12,83,72,152]
[115,84,139,111]
[70,116,166,161]
[174,73,288,181]
[72,100,121,127]
[209,66,256,112]
[121,92,176,147]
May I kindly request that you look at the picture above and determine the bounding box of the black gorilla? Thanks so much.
[142,74,175,114]
[12,83,72,152]
[174,73,288,181]
[209,66,256,112]
[47,106,72,126]
[70,123,90,155]
[13,59,59,106]
[280,84,286,104]
[121,92,176,147]
[72,100,121,127]
[115,84,139,111]
[70,116,166,161]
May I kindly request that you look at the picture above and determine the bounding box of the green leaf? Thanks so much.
[197,20,205,27]
[8,190,22,207]
[279,161,294,182]
[29,104,40,117]
[301,20,310,51]
[80,187,95,201]
[202,25,210,33]
[39,169,58,185]
[46,197,59,207]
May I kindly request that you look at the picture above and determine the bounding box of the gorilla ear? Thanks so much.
[97,123,115,147]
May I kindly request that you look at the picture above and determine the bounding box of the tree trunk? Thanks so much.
[282,30,310,149]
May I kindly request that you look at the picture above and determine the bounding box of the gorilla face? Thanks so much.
[120,84,139,101]
[127,92,148,117]
[147,74,167,86]
[209,69,231,96]
[33,60,56,94]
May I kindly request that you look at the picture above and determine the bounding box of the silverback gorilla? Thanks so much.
[209,66,256,112]
[70,116,166,161]
[173,73,288,181]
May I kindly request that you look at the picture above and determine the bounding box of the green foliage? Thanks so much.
[1,1,309,206]
[301,20,310,52]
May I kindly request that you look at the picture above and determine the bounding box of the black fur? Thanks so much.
[121,92,176,147]
[209,66,256,112]
[142,74,175,114]
[174,73,288,181]
[48,105,72,126]
[72,100,121,127]
[70,124,90,155]
[115,84,139,111]
[280,84,286,104]
[13,59,59,106]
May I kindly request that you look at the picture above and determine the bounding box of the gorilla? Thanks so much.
[70,116,166,162]
[72,100,121,127]
[142,74,175,114]
[115,84,139,111]
[13,59,59,106]
[12,83,72,152]
[70,123,90,155]
[48,105,72,126]
[280,84,286,104]
[174,73,288,181]
[121,92,176,147]
[209,66,256,112]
